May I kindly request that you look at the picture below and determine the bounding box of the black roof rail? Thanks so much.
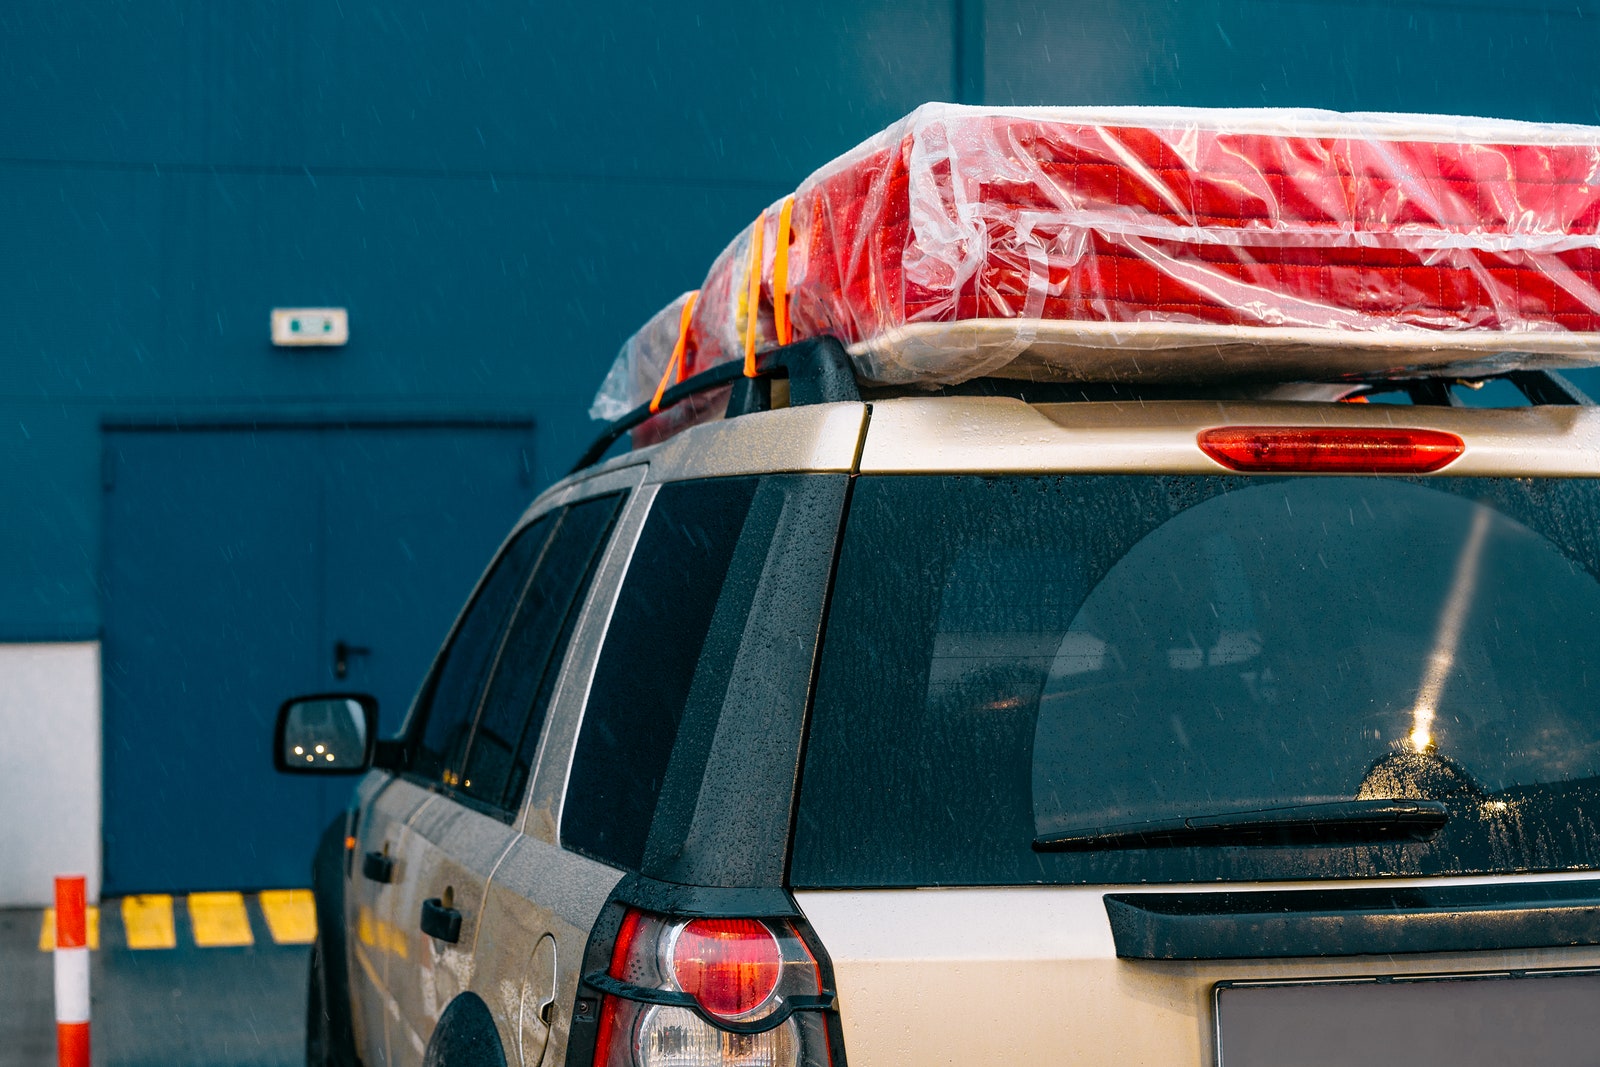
[1506,369,1593,406]
[1351,369,1593,407]
[570,336,861,474]
[869,368,1595,408]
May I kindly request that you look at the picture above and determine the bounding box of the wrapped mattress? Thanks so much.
[593,104,1600,423]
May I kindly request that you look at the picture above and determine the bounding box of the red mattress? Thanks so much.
[594,105,1600,422]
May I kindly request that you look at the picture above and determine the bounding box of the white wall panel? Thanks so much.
[0,642,100,906]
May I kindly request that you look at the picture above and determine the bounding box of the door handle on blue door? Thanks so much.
[333,640,371,680]
[421,897,462,943]
[362,851,394,883]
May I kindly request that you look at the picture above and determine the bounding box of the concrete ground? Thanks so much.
[0,904,308,1067]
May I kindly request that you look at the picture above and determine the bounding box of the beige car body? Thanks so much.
[345,390,1600,1067]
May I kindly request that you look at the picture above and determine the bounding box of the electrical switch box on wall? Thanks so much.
[271,307,348,347]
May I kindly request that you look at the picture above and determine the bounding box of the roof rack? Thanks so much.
[571,340,1593,475]
[570,337,861,473]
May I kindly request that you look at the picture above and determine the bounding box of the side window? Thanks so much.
[561,477,761,870]
[410,515,555,789]
[455,492,624,816]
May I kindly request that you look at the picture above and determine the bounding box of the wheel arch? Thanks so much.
[422,991,509,1067]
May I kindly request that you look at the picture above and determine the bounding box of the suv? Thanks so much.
[276,340,1600,1067]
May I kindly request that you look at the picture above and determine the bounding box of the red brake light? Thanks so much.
[672,918,783,1018]
[1198,426,1464,473]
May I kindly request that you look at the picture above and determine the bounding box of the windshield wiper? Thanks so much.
[1032,799,1449,852]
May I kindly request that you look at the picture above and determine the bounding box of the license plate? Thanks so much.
[1216,969,1600,1066]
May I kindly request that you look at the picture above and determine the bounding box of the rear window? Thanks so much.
[791,474,1600,888]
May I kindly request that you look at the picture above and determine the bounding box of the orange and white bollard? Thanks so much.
[53,875,90,1067]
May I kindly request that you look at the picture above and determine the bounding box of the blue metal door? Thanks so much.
[101,421,534,894]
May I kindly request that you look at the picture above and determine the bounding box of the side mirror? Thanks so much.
[274,693,378,775]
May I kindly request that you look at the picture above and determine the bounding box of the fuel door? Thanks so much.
[518,934,559,1066]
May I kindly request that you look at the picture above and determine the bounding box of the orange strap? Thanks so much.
[743,210,767,377]
[773,196,795,346]
[649,291,699,414]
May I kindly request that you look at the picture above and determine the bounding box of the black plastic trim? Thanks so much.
[420,897,463,944]
[780,405,871,886]
[636,475,851,889]
[776,336,861,408]
[726,374,772,418]
[1105,878,1600,960]
[371,739,407,773]
[361,850,394,884]
[581,971,834,1035]
[611,873,800,918]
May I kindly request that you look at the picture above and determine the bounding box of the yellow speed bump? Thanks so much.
[259,889,317,945]
[122,894,177,949]
[187,891,254,947]
[37,907,100,952]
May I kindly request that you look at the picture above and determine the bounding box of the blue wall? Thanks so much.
[3,0,1598,640]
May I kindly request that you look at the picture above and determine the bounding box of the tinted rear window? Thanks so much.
[792,474,1600,887]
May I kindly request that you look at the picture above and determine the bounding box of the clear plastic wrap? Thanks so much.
[594,104,1600,420]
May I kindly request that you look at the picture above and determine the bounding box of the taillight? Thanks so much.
[1198,426,1465,473]
[671,920,783,1019]
[589,909,834,1067]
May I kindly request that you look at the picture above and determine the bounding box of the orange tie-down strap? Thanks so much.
[742,197,798,376]
[774,196,795,346]
[649,291,700,414]
[744,209,767,377]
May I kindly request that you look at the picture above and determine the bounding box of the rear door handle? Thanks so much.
[362,851,394,884]
[421,898,462,943]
